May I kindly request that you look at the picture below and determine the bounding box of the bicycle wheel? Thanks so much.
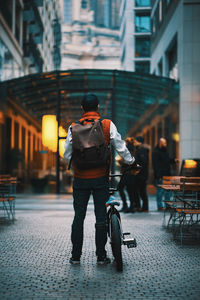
[111,214,123,272]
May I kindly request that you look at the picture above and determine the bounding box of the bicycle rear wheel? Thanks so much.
[111,214,123,272]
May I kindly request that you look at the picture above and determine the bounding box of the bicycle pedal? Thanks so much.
[123,238,137,248]
[123,232,130,238]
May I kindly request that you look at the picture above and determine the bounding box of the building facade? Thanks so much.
[0,0,62,81]
[61,0,121,70]
[0,0,63,190]
[120,0,151,72]
[150,0,200,160]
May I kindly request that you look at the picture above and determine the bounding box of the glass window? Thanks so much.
[135,37,150,58]
[135,12,150,32]
[135,0,151,7]
[135,61,150,73]
[167,39,178,81]
[82,0,87,9]
[63,0,72,24]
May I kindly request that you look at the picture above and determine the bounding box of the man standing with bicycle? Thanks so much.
[64,93,135,265]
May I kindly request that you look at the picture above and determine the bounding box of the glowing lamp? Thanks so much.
[184,160,197,169]
[172,133,180,142]
[59,126,67,158]
[42,115,58,152]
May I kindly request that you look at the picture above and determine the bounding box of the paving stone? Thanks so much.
[0,195,199,299]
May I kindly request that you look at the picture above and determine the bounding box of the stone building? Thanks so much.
[0,0,62,80]
[61,0,121,70]
[150,0,200,160]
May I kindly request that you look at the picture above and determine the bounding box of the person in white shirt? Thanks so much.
[64,93,135,265]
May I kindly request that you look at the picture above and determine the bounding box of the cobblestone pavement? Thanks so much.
[0,194,200,300]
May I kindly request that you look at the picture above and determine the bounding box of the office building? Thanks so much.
[150,0,200,160]
[120,0,151,72]
[0,0,62,81]
[61,0,121,70]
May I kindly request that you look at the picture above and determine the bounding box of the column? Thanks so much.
[179,2,200,159]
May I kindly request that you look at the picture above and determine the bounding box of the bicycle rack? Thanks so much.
[123,233,137,248]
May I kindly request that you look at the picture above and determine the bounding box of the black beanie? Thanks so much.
[81,93,99,111]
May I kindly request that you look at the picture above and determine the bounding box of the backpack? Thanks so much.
[71,118,110,170]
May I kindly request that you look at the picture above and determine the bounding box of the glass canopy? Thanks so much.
[1,69,179,137]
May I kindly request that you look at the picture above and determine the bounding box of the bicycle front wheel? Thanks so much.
[111,214,123,272]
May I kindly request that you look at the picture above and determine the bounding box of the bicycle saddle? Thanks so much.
[106,198,120,206]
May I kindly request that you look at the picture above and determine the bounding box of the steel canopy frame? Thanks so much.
[0,69,179,193]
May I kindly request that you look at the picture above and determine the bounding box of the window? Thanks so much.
[159,0,162,23]
[135,61,150,73]
[135,0,151,7]
[135,12,150,33]
[121,46,126,63]
[135,37,150,58]
[158,59,163,76]
[167,39,178,81]
[63,0,72,24]
[82,0,87,9]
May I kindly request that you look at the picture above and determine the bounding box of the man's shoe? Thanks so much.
[69,257,80,265]
[97,256,111,265]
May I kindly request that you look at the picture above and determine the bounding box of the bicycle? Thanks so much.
[106,170,139,272]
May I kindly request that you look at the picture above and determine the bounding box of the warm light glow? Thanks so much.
[59,140,65,158]
[184,160,197,169]
[172,133,180,142]
[42,115,58,152]
[59,126,67,158]
[59,126,67,137]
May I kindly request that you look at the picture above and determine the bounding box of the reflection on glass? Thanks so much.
[135,37,150,57]
[135,13,150,32]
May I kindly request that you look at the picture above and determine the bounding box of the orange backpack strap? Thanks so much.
[102,119,111,145]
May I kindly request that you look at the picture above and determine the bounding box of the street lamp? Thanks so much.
[42,115,58,152]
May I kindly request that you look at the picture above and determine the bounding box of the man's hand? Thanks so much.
[124,162,142,175]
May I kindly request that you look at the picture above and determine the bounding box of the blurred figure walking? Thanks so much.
[152,138,178,211]
[117,138,136,213]
[132,136,150,212]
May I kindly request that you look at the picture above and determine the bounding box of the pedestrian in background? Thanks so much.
[133,136,150,212]
[117,138,135,213]
[152,137,178,211]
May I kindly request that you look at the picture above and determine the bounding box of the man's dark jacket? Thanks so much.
[152,145,174,179]
[135,144,149,181]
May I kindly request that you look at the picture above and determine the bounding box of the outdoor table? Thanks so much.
[158,181,200,245]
